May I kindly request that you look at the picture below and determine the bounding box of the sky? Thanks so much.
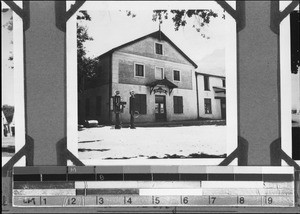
[77,1,228,64]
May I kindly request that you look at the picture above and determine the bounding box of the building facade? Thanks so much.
[78,30,199,124]
[196,72,226,120]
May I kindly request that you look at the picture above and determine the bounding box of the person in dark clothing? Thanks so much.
[129,90,136,129]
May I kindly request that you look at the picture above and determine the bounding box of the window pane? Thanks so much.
[204,76,210,91]
[155,67,163,79]
[174,96,183,114]
[204,98,212,114]
[155,43,162,55]
[135,64,144,77]
[155,103,159,113]
[174,70,180,81]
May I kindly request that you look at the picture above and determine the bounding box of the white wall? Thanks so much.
[197,75,224,119]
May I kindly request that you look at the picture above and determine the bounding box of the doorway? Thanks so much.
[155,95,166,121]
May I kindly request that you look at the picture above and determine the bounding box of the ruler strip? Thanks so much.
[75,181,201,189]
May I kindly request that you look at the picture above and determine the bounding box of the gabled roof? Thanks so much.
[96,30,198,68]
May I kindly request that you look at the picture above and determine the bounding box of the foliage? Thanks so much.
[2,9,14,69]
[77,11,99,92]
[2,105,14,124]
[152,10,219,38]
[2,9,13,31]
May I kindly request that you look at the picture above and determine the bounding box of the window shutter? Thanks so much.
[174,96,183,114]
[178,96,183,113]
[135,94,147,115]
[174,96,178,113]
[141,95,146,114]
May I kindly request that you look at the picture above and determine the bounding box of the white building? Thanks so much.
[196,72,226,120]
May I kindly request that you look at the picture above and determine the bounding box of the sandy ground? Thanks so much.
[78,125,227,160]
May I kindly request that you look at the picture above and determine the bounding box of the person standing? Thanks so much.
[129,91,136,129]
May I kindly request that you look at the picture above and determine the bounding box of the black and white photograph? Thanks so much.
[75,1,231,162]
[1,1,300,213]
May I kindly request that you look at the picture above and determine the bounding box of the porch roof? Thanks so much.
[147,78,178,95]
[213,86,226,93]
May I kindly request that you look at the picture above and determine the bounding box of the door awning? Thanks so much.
[213,86,226,99]
[213,86,226,93]
[147,78,178,95]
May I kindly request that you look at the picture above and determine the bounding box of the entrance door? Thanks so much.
[155,95,166,121]
[221,99,226,120]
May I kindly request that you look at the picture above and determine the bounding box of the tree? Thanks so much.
[152,10,219,38]
[2,105,14,124]
[2,8,14,69]
[77,11,99,93]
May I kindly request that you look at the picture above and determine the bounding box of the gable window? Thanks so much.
[135,94,147,114]
[155,67,164,79]
[135,63,145,77]
[204,98,212,114]
[155,43,163,55]
[222,79,226,87]
[174,96,183,114]
[204,76,210,91]
[173,70,180,81]
[96,96,101,116]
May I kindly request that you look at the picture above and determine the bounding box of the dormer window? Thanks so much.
[155,43,163,55]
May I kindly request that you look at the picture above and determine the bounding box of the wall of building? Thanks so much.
[78,84,110,125]
[118,36,192,66]
[93,54,111,87]
[113,51,193,90]
[197,75,224,119]
[111,83,198,123]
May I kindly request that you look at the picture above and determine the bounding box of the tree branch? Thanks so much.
[279,0,299,23]
[65,0,86,21]
[3,1,24,19]
[215,0,237,20]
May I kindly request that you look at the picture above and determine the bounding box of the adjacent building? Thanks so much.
[78,30,199,124]
[196,72,226,120]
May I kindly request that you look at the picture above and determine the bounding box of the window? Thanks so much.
[173,70,180,81]
[155,43,163,55]
[135,63,145,77]
[135,94,147,114]
[204,98,212,114]
[222,79,226,87]
[174,96,183,114]
[96,96,101,116]
[85,98,90,117]
[155,67,164,79]
[204,76,210,91]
